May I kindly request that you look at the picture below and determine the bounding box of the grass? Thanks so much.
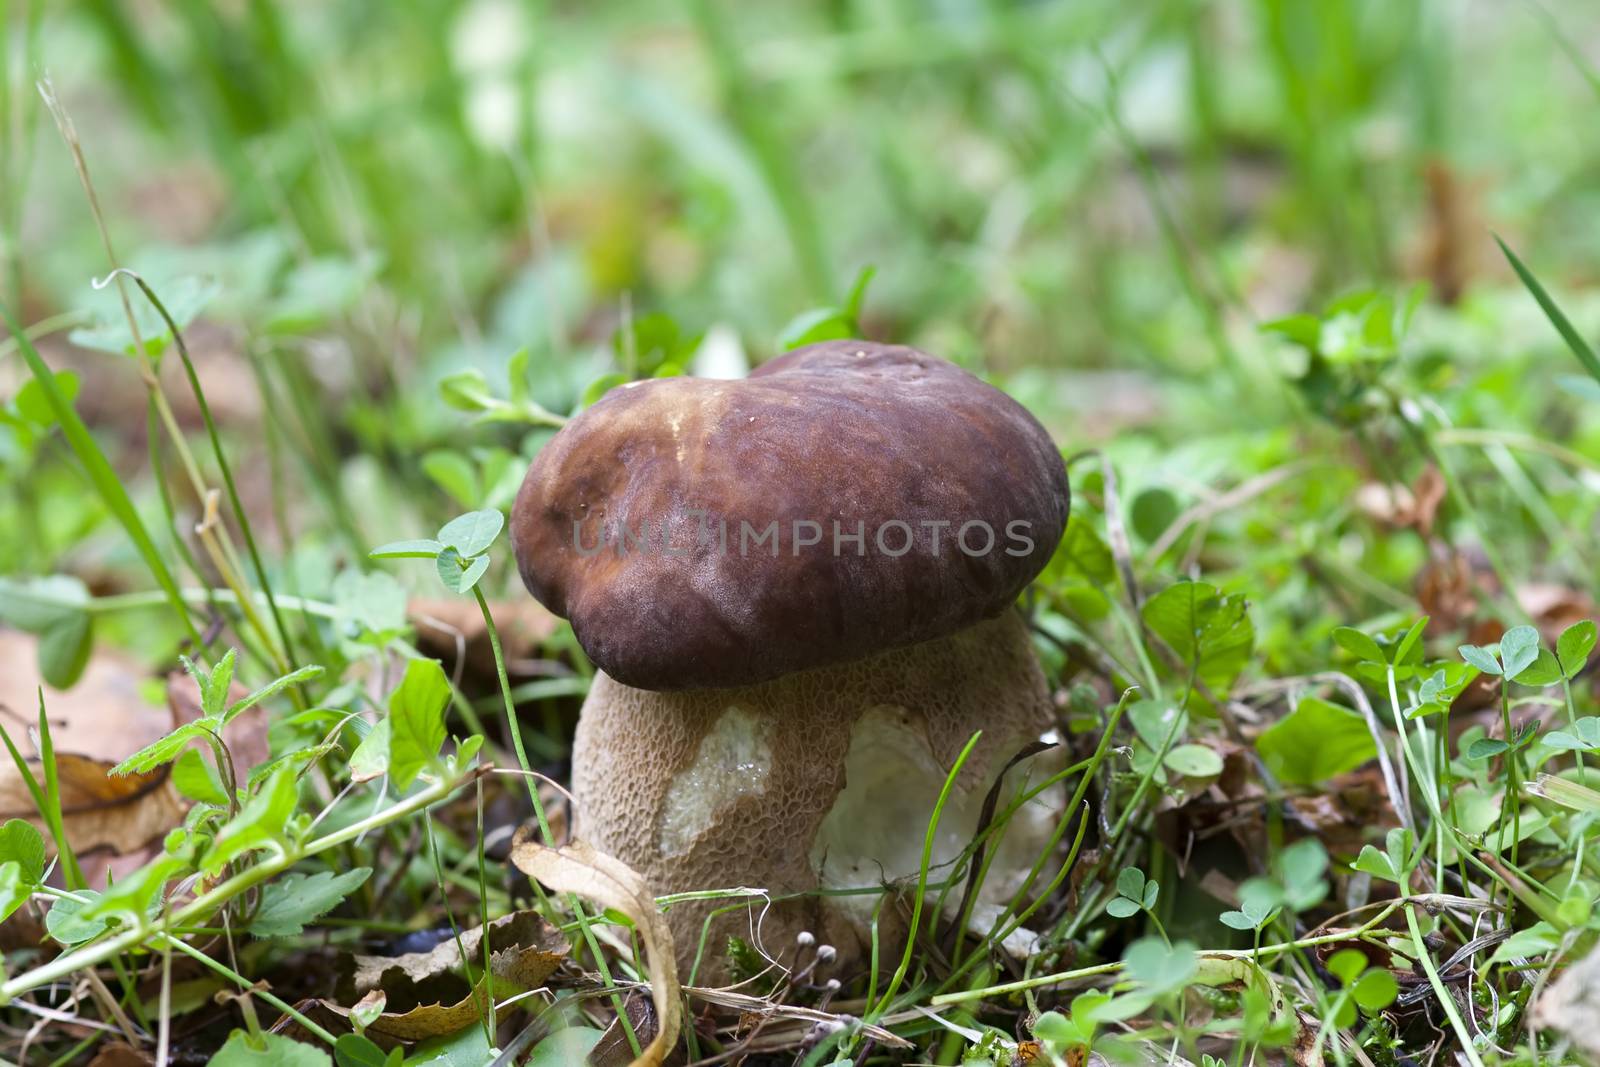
[0,0,1599,1064]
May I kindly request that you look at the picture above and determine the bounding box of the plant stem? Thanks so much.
[472,583,638,1056]
[1405,903,1487,1067]
[0,768,483,1002]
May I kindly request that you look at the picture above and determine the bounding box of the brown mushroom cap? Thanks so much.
[511,340,1069,690]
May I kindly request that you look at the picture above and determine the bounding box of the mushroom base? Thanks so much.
[569,611,1061,982]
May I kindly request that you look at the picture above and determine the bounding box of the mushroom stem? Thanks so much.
[570,611,1061,981]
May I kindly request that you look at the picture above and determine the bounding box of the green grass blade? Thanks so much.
[1,304,201,646]
[1496,235,1600,387]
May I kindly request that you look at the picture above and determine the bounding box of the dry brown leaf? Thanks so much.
[511,831,681,1067]
[0,631,171,759]
[0,633,184,859]
[1534,941,1600,1059]
[0,752,184,857]
[342,910,567,1042]
[86,1042,154,1067]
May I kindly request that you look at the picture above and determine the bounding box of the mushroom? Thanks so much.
[510,340,1070,976]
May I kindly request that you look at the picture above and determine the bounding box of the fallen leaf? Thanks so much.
[1534,940,1600,1059]
[87,1042,154,1067]
[340,909,567,1041]
[0,633,184,861]
[0,631,171,760]
[0,752,184,858]
[510,831,681,1067]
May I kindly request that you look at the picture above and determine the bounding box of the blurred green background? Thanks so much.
[4,0,1600,678]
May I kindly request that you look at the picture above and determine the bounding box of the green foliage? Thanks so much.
[385,659,450,789]
[212,1031,332,1066]
[1105,866,1159,920]
[248,867,372,937]
[1353,828,1416,886]
[200,768,299,874]
[1255,696,1377,786]
[0,575,94,687]
[111,652,323,775]
[1140,580,1254,710]
[0,819,45,885]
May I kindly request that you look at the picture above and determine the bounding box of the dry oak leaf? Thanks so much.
[0,632,184,857]
[511,830,681,1067]
[344,909,566,1042]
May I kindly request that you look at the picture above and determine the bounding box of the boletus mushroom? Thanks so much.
[511,340,1070,977]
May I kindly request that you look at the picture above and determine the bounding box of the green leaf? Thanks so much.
[70,274,218,360]
[1487,921,1560,965]
[249,867,372,936]
[45,890,113,944]
[201,769,298,874]
[1558,620,1597,679]
[435,547,490,594]
[1459,644,1502,676]
[334,1033,388,1067]
[212,1030,332,1066]
[1467,737,1509,761]
[349,719,391,783]
[1141,581,1254,708]
[1352,968,1399,1012]
[526,1028,604,1067]
[1164,744,1223,778]
[1116,866,1146,901]
[0,576,96,688]
[1142,881,1159,909]
[1276,839,1329,910]
[1327,948,1366,986]
[224,664,324,724]
[1123,937,1197,995]
[86,854,186,923]
[0,863,28,923]
[409,1023,492,1066]
[1045,515,1116,586]
[1499,626,1541,681]
[778,306,853,350]
[0,819,45,884]
[387,659,450,788]
[265,254,379,335]
[1255,697,1377,786]
[37,613,92,689]
[1105,896,1141,918]
[0,574,90,632]
[422,450,481,509]
[1219,909,1256,931]
[1332,627,1385,665]
[1353,844,1400,883]
[580,372,629,409]
[1516,649,1564,687]
[14,370,80,425]
[1129,487,1179,544]
[1392,616,1430,666]
[437,509,504,558]
[1127,699,1184,751]
[369,539,445,559]
[172,748,229,806]
[1497,236,1600,388]
[1545,717,1600,752]
[204,649,239,716]
[110,722,212,776]
[438,367,498,412]
[333,570,409,638]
